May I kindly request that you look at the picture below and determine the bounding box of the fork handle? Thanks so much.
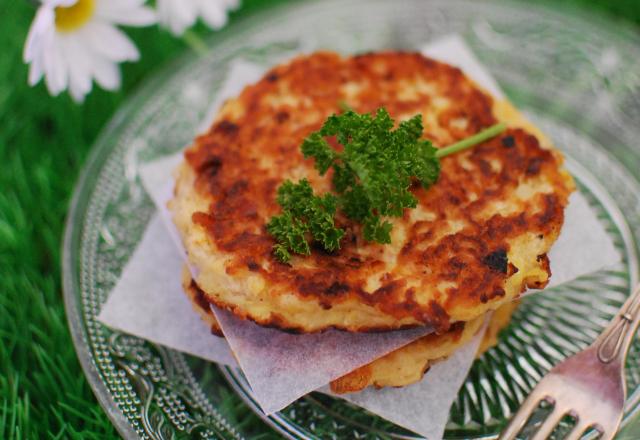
[596,283,640,364]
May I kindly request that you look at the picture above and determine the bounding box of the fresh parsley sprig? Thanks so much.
[267,179,343,262]
[267,108,506,263]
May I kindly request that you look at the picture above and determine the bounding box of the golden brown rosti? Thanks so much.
[170,51,574,333]
[182,270,518,392]
[330,300,519,393]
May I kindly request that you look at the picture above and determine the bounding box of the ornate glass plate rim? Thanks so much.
[63,0,640,438]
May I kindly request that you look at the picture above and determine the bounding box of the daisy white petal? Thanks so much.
[25,9,49,85]
[90,55,121,91]
[81,21,139,62]
[156,0,239,35]
[28,54,45,86]
[61,35,94,102]
[157,0,198,36]
[24,6,52,62]
[43,33,69,96]
[198,0,228,30]
[222,0,241,10]
[95,0,156,26]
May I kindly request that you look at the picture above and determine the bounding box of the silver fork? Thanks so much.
[499,283,640,440]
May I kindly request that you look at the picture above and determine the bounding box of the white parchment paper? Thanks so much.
[99,213,237,367]
[98,35,620,439]
[323,324,486,440]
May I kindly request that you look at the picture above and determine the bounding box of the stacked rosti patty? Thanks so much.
[170,51,575,392]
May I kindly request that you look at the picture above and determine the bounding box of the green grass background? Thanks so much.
[0,0,638,438]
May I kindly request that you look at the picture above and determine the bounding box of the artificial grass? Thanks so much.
[0,0,638,439]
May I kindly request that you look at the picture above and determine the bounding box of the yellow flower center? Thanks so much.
[55,0,96,33]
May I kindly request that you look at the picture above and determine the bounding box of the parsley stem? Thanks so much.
[435,122,507,158]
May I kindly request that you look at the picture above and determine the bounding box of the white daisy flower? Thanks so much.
[24,0,156,102]
[156,0,240,36]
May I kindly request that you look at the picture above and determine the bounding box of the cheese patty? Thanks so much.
[182,270,518,392]
[170,51,574,333]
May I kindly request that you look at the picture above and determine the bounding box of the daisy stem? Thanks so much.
[182,29,209,57]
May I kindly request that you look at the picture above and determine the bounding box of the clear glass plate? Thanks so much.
[63,0,640,438]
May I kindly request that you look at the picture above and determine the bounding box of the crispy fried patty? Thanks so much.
[170,51,574,333]
[182,271,517,392]
[329,300,519,393]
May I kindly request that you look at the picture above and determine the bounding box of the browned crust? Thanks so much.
[330,322,467,393]
[330,300,519,393]
[182,270,517,393]
[197,283,427,334]
[330,364,375,394]
[178,51,574,333]
[181,267,223,337]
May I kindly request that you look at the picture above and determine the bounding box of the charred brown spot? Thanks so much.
[478,160,493,176]
[266,72,279,82]
[310,240,338,255]
[449,195,462,205]
[501,135,515,148]
[296,274,351,298]
[189,280,211,312]
[326,281,350,296]
[197,155,222,177]
[227,179,248,196]
[526,157,544,175]
[373,280,405,299]
[275,111,289,123]
[213,120,239,137]
[449,257,466,270]
[538,194,561,227]
[319,302,333,310]
[537,253,551,274]
[247,260,260,271]
[483,249,508,274]
[428,301,451,333]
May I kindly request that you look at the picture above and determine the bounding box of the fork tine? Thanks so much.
[530,407,565,440]
[498,393,545,440]
[564,421,589,440]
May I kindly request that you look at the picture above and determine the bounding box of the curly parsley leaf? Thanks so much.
[267,179,344,263]
[266,211,310,261]
[307,108,438,228]
[269,108,506,262]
